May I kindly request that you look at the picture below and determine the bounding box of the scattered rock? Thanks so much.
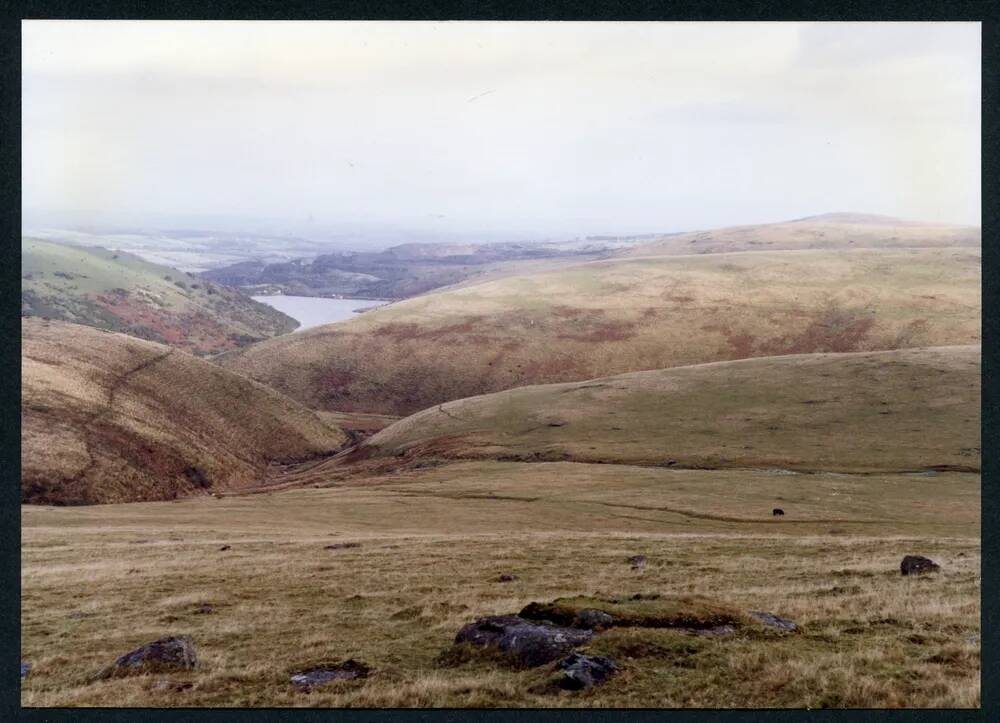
[325,542,361,550]
[290,659,369,690]
[193,604,215,615]
[454,615,592,667]
[900,555,940,576]
[94,636,197,679]
[966,634,980,644]
[691,624,737,637]
[626,555,647,569]
[68,611,94,620]
[749,611,798,632]
[498,573,518,582]
[20,662,31,681]
[573,609,614,630]
[556,653,618,690]
[218,545,231,551]
[151,679,193,693]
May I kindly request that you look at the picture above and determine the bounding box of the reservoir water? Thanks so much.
[252,295,385,331]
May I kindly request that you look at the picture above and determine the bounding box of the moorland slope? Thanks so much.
[363,346,980,473]
[22,238,298,355]
[21,319,348,505]
[218,247,981,416]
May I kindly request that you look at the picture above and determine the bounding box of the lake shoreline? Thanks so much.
[252,295,387,331]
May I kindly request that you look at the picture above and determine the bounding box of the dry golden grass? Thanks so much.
[366,346,980,473]
[621,214,980,257]
[21,460,979,708]
[217,247,981,415]
[21,318,348,504]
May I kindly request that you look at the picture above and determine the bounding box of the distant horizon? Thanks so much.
[23,21,981,243]
[21,205,981,251]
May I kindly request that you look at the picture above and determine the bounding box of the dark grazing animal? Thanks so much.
[772,508,785,516]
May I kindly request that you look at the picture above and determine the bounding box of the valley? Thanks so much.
[20,213,982,709]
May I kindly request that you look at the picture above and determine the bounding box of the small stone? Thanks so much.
[627,555,647,568]
[193,604,215,615]
[94,636,197,679]
[218,545,231,551]
[557,653,618,690]
[498,574,518,582]
[900,555,940,576]
[573,609,614,630]
[290,659,369,690]
[151,679,193,693]
[692,624,737,637]
[20,662,31,681]
[749,611,797,632]
[454,615,592,667]
[68,611,93,620]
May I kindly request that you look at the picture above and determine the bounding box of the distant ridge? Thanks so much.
[781,212,957,226]
[621,213,979,258]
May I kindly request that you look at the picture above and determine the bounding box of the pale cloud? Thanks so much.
[22,21,980,240]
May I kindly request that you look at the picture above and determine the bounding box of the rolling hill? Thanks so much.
[621,213,980,257]
[22,238,298,355]
[362,346,981,474]
[21,318,348,505]
[217,247,981,416]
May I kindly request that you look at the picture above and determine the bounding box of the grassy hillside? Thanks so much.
[22,461,979,707]
[22,319,348,505]
[218,247,981,416]
[364,346,980,474]
[622,214,980,257]
[22,238,298,355]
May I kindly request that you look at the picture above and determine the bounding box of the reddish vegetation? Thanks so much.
[706,303,889,360]
[95,293,245,354]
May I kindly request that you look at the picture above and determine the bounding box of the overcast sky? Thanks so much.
[22,21,981,240]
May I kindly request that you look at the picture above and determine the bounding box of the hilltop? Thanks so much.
[622,214,979,257]
[22,238,298,355]
[217,247,981,416]
[364,346,980,474]
[21,319,348,505]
